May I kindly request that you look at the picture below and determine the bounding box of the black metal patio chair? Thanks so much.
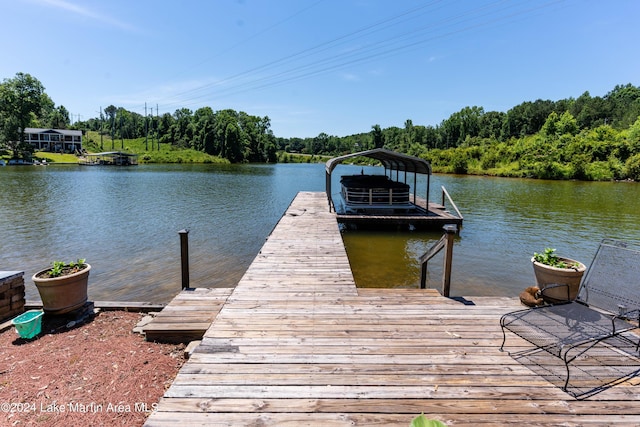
[500,239,640,393]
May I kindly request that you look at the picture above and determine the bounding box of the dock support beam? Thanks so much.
[179,229,190,290]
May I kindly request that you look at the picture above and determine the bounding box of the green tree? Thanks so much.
[570,91,609,129]
[557,111,578,136]
[478,111,505,139]
[223,122,242,162]
[382,127,404,150]
[239,112,273,162]
[502,99,555,139]
[0,72,48,158]
[309,133,329,154]
[158,113,174,147]
[194,107,215,152]
[402,119,414,152]
[46,105,71,129]
[171,108,193,147]
[625,116,640,157]
[605,84,640,128]
[541,111,560,137]
[625,154,640,181]
[371,124,384,149]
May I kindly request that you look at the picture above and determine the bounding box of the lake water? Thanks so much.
[1,163,638,303]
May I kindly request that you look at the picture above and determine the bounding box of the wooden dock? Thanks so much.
[145,191,640,426]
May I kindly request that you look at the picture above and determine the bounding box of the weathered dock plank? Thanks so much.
[145,192,640,426]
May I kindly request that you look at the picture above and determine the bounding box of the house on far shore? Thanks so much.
[24,128,83,153]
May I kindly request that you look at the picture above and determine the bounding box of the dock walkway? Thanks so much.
[145,192,640,426]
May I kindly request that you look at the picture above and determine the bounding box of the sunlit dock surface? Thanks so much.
[145,192,640,426]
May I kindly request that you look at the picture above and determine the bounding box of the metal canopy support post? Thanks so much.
[413,172,417,207]
[179,229,190,290]
[326,170,332,212]
[426,174,430,213]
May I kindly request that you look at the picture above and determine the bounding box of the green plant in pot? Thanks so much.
[531,248,585,303]
[32,259,90,314]
[410,414,447,427]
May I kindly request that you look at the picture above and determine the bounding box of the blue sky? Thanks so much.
[2,0,639,138]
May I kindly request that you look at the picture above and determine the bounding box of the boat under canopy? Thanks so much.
[79,152,138,166]
[325,148,462,230]
[339,174,414,213]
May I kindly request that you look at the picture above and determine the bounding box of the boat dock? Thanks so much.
[79,151,138,166]
[335,193,463,230]
[326,148,463,230]
[144,192,640,426]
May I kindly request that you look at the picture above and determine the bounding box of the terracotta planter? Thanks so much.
[531,257,585,302]
[32,264,90,314]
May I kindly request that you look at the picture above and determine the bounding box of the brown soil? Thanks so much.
[34,262,87,279]
[0,310,185,426]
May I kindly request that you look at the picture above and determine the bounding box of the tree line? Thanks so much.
[0,73,277,163]
[2,72,639,180]
[277,84,640,181]
[79,105,278,163]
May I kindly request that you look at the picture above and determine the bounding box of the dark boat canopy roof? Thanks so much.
[325,148,431,175]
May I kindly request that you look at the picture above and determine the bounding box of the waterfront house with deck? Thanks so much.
[24,128,83,153]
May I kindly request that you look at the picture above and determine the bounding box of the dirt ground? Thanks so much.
[0,310,185,426]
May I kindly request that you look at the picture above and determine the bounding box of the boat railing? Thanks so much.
[441,186,463,219]
[342,187,411,207]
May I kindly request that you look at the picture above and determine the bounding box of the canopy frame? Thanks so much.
[325,148,431,212]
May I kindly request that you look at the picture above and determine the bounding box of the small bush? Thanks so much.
[583,161,614,181]
[625,153,640,181]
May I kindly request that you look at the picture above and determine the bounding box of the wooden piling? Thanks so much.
[178,229,190,290]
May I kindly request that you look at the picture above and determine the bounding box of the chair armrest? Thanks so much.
[617,307,640,321]
[610,308,640,334]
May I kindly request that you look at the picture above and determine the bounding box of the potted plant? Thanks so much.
[531,248,585,303]
[32,259,90,314]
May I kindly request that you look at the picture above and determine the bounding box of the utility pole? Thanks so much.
[120,113,124,149]
[99,107,103,151]
[145,102,148,151]
[156,104,160,151]
[111,111,115,150]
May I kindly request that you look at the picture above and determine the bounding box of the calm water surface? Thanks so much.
[1,163,638,302]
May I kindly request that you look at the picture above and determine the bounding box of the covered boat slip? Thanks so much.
[79,151,138,166]
[325,148,462,230]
